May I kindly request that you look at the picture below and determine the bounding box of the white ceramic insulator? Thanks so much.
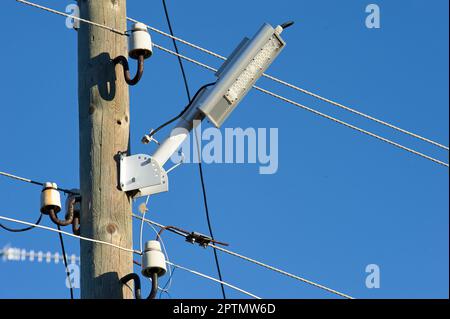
[141,240,167,278]
[129,22,153,59]
[40,182,62,214]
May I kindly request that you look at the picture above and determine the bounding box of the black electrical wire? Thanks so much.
[145,82,215,141]
[162,0,192,101]
[0,213,42,233]
[0,171,78,196]
[197,160,227,298]
[161,0,227,299]
[57,223,74,299]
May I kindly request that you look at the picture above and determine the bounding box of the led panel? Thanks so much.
[225,35,283,105]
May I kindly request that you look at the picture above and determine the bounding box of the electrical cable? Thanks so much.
[133,214,355,299]
[143,82,216,142]
[160,0,227,299]
[194,134,228,298]
[139,208,147,254]
[1,213,349,299]
[13,0,447,167]
[0,171,79,195]
[0,215,140,255]
[134,258,258,299]
[152,44,449,168]
[210,244,353,299]
[0,213,42,233]
[56,224,74,299]
[0,215,260,299]
[167,261,261,299]
[127,17,449,152]
[15,0,127,36]
[162,0,192,101]
[159,267,176,299]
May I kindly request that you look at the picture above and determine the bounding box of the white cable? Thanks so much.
[133,213,166,230]
[151,44,449,168]
[166,261,261,299]
[14,0,448,167]
[129,17,449,152]
[133,214,354,299]
[0,171,35,184]
[139,210,147,253]
[210,244,353,299]
[261,74,450,151]
[1,214,260,299]
[253,86,450,168]
[15,0,127,35]
[0,215,140,255]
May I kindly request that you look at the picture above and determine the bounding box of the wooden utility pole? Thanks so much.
[77,0,133,299]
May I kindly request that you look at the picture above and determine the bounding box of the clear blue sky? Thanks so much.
[0,0,448,299]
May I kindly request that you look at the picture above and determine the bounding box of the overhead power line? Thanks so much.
[151,45,449,168]
[0,215,257,299]
[128,18,449,152]
[14,0,448,168]
[209,244,353,300]
[132,214,354,299]
[167,261,260,299]
[0,215,140,255]
[0,170,78,195]
[15,0,126,35]
[253,86,450,168]
[0,213,42,233]
[56,225,74,299]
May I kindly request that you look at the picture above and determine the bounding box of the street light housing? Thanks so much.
[198,23,286,128]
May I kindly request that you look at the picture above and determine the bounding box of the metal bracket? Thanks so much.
[119,153,168,198]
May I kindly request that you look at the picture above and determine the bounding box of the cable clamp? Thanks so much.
[185,232,229,248]
[141,129,160,145]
